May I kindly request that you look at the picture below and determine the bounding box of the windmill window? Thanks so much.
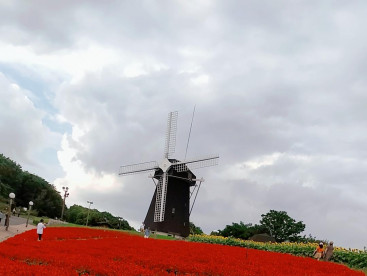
[172,208,175,214]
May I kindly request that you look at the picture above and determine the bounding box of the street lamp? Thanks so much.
[61,187,69,220]
[117,216,122,229]
[86,201,93,226]
[5,193,15,231]
[26,201,34,227]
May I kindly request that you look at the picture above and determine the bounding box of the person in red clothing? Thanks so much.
[313,242,324,260]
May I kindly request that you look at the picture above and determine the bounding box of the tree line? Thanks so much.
[0,153,63,218]
[65,204,133,230]
[0,154,133,230]
[210,210,318,243]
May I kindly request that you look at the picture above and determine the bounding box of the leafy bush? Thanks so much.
[33,218,49,225]
[188,234,367,270]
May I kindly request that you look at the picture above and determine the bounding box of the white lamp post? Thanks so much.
[5,193,15,231]
[117,216,122,229]
[61,187,69,220]
[86,201,93,226]
[26,201,34,227]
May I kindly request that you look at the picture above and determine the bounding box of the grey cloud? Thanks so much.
[53,61,367,250]
[1,0,367,249]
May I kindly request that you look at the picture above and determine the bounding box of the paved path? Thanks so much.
[0,216,36,242]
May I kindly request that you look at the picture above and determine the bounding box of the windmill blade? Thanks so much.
[163,111,178,158]
[154,172,168,222]
[172,155,219,172]
[119,161,159,176]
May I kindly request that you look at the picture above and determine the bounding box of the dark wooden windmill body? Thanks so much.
[119,111,218,237]
[144,163,196,236]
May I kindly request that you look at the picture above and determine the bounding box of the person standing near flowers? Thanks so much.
[37,219,47,241]
[3,208,9,227]
[313,242,324,260]
[323,241,334,261]
[140,222,145,233]
[144,227,151,238]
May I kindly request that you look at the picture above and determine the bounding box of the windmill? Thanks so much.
[119,111,219,237]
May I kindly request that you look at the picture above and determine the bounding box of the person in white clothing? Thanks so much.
[37,219,47,241]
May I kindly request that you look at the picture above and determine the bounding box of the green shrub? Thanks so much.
[33,218,49,225]
[188,234,367,270]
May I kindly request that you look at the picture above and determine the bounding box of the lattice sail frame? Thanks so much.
[154,173,168,222]
[164,111,178,158]
[172,155,219,172]
[119,161,159,176]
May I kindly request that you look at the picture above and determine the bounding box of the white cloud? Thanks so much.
[190,74,210,86]
[55,134,121,193]
[0,73,61,177]
[0,41,119,82]
[243,152,282,170]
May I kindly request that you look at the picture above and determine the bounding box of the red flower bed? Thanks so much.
[0,227,363,275]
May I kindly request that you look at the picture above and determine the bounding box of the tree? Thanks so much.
[217,221,267,240]
[0,154,63,218]
[65,204,134,230]
[190,222,203,235]
[259,210,305,242]
[0,154,23,196]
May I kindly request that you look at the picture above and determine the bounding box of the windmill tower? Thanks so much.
[119,111,219,237]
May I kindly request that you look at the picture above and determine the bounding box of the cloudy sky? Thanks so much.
[1,1,367,249]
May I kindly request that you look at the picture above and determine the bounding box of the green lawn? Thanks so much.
[45,222,176,240]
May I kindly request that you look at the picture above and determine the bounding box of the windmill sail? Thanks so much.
[154,173,168,222]
[119,161,159,175]
[164,111,178,158]
[172,155,219,172]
